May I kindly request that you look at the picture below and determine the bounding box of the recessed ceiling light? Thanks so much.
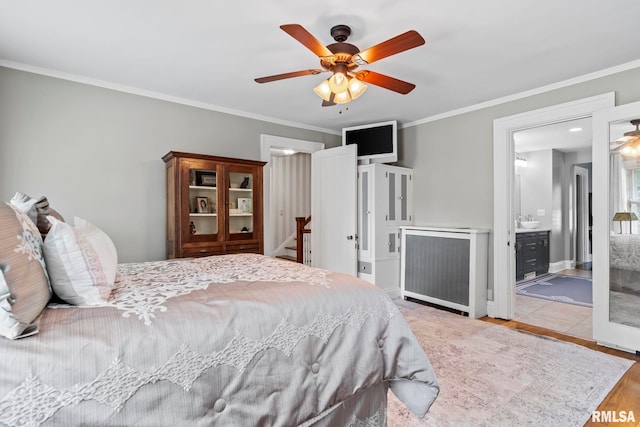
[569,127,583,132]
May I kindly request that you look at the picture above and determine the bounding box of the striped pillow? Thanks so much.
[0,203,51,339]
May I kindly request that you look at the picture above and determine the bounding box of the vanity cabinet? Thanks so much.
[163,151,265,259]
[515,230,550,280]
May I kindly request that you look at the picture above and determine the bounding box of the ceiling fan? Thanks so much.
[612,119,640,157]
[254,24,425,106]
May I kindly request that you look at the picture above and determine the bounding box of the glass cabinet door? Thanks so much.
[186,166,219,239]
[227,167,256,239]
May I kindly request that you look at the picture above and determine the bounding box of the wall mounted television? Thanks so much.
[342,120,397,164]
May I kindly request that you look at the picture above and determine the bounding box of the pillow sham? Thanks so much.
[43,216,118,305]
[0,202,51,339]
[10,192,65,239]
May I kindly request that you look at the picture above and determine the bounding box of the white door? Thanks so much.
[311,145,357,275]
[593,100,640,353]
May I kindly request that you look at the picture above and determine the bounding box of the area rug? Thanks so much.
[516,274,592,307]
[387,300,633,427]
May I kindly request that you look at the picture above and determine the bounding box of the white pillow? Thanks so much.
[43,216,118,305]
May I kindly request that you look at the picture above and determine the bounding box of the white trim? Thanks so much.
[548,260,574,273]
[386,289,401,299]
[403,59,640,128]
[492,93,615,320]
[3,58,639,133]
[573,165,590,265]
[0,60,340,136]
[260,135,324,257]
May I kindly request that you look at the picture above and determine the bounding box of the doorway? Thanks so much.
[511,120,594,339]
[260,135,324,257]
[492,93,615,321]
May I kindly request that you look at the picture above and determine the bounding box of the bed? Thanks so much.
[0,198,439,427]
[609,233,640,295]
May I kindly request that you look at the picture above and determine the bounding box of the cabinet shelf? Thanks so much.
[190,213,218,217]
[230,213,253,217]
[189,185,217,191]
[229,188,252,192]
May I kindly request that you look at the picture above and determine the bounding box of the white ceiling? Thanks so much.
[514,118,593,153]
[1,1,640,133]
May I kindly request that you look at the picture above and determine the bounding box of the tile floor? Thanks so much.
[514,266,593,340]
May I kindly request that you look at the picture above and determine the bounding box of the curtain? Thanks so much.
[609,153,628,233]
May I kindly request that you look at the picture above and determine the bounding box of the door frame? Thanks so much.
[491,93,615,319]
[260,135,324,257]
[573,165,590,265]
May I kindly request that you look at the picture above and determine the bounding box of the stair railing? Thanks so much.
[295,216,312,265]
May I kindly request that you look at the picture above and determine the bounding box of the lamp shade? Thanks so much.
[612,212,638,221]
[313,79,332,101]
[348,78,367,100]
[613,211,638,234]
[328,72,349,93]
[333,90,351,104]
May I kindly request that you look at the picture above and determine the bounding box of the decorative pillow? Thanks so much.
[9,192,38,225]
[0,202,51,339]
[10,192,65,239]
[33,197,65,238]
[43,216,117,305]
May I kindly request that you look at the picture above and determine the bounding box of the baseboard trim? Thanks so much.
[486,300,497,318]
[549,260,573,273]
[386,289,401,299]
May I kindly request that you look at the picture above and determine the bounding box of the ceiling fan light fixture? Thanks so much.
[328,71,349,93]
[620,141,640,157]
[334,90,351,104]
[348,77,367,100]
[313,79,332,101]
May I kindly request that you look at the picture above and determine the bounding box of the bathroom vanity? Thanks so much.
[515,229,550,280]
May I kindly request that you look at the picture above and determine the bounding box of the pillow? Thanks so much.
[10,192,65,239]
[9,192,37,225]
[34,197,65,238]
[0,202,51,339]
[43,216,118,305]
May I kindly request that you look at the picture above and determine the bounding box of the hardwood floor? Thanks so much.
[482,317,640,426]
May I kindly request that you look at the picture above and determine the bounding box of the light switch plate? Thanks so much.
[537,209,545,216]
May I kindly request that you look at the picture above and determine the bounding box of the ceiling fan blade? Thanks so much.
[280,24,333,58]
[322,93,336,107]
[354,70,416,94]
[255,69,324,83]
[354,30,425,65]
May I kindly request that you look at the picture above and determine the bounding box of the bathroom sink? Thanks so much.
[520,221,540,229]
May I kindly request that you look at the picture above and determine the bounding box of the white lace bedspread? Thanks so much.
[0,254,438,427]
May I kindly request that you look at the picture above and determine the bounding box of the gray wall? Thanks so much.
[0,67,340,262]
[2,64,640,281]
[398,66,640,293]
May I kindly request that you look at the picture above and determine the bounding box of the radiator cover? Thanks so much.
[400,227,489,318]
